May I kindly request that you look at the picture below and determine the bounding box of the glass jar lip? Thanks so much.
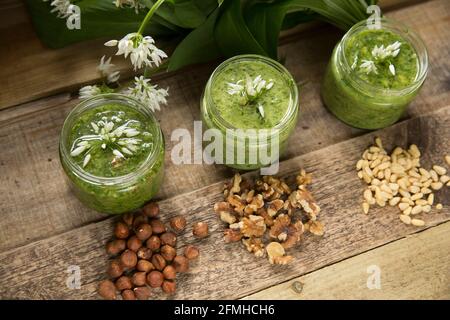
[339,18,428,96]
[59,93,163,185]
[204,54,299,136]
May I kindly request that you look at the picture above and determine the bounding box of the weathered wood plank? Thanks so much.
[0,0,428,109]
[0,0,449,252]
[0,106,448,299]
[243,221,450,300]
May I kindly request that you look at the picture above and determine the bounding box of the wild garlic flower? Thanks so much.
[371,41,401,60]
[105,33,167,71]
[97,56,120,83]
[125,76,169,112]
[227,75,274,118]
[359,60,378,75]
[114,0,145,14]
[79,85,102,100]
[70,116,144,168]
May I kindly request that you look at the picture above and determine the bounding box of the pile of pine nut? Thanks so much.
[356,137,449,226]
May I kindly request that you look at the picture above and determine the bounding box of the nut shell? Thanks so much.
[136,259,155,272]
[160,232,177,247]
[115,276,132,291]
[132,272,147,287]
[150,219,166,234]
[143,202,160,218]
[184,245,200,260]
[192,222,209,239]
[121,289,136,300]
[170,216,186,233]
[162,280,176,294]
[114,222,130,239]
[98,280,117,300]
[137,247,153,260]
[147,270,164,288]
[133,286,151,300]
[120,249,138,269]
[162,265,176,280]
[173,255,189,273]
[107,260,123,278]
[146,235,161,251]
[135,223,152,241]
[105,239,126,255]
[127,235,142,252]
[160,245,176,262]
[151,254,166,271]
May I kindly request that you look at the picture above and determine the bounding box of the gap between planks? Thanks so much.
[0,106,448,299]
[243,221,450,300]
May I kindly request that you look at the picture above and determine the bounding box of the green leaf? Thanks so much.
[214,0,267,57]
[168,7,222,71]
[25,0,178,48]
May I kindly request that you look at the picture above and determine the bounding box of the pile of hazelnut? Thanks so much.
[214,170,324,265]
[98,202,209,300]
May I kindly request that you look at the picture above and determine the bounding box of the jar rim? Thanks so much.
[59,93,163,185]
[339,18,428,96]
[203,54,299,137]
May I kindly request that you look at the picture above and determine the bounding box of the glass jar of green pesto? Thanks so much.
[201,54,299,170]
[322,18,428,129]
[60,94,164,214]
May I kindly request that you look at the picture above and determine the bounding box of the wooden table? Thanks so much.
[0,0,448,299]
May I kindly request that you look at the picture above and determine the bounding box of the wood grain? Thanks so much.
[244,221,450,300]
[0,106,448,299]
[0,0,428,109]
[0,0,449,252]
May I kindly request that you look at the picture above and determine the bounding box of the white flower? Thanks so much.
[372,41,402,60]
[227,75,274,103]
[114,0,145,14]
[105,33,167,71]
[97,56,120,83]
[227,81,244,95]
[360,60,378,75]
[389,64,396,76]
[79,85,102,100]
[125,76,169,112]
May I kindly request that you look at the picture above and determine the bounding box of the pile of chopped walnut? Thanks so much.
[214,170,324,265]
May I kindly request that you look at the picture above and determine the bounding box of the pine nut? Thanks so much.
[364,189,373,203]
[431,182,443,190]
[415,199,428,206]
[445,155,450,166]
[411,205,423,215]
[403,207,412,216]
[429,170,438,182]
[399,215,411,224]
[436,203,443,210]
[411,219,425,227]
[402,198,414,206]
[433,165,447,176]
[409,186,421,194]
[362,202,370,214]
[440,175,449,184]
[409,144,420,158]
[427,194,434,206]
[375,137,383,149]
[389,197,401,206]
[411,193,423,201]
[422,205,431,213]
[398,203,409,211]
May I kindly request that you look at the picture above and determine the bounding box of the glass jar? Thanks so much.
[322,18,428,129]
[201,54,299,170]
[59,94,165,214]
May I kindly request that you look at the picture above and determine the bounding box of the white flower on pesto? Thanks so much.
[97,56,120,84]
[79,85,102,100]
[227,75,274,118]
[389,63,396,76]
[105,33,167,71]
[70,116,145,168]
[371,41,401,60]
[351,55,359,70]
[125,76,169,112]
[360,60,378,75]
[114,0,145,14]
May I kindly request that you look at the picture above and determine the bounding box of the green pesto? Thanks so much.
[345,29,418,89]
[211,60,291,129]
[68,103,154,177]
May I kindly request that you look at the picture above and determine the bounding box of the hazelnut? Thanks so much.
[146,235,161,251]
[132,272,147,287]
[160,245,176,262]
[98,280,117,300]
[120,250,137,269]
[122,212,134,227]
[151,254,166,271]
[143,202,159,218]
[160,232,177,247]
[121,289,136,300]
[107,260,123,278]
[114,222,130,239]
[172,255,189,273]
[136,259,155,272]
[150,219,166,234]
[137,247,152,260]
[193,222,209,238]
[135,223,152,241]
[127,235,142,252]
[115,276,132,291]
[105,239,126,255]
[162,265,176,280]
[147,270,164,288]
[162,280,176,295]
[170,216,186,233]
[184,245,200,260]
[133,286,151,300]
[132,214,148,229]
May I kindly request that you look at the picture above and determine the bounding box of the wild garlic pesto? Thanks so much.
[201,55,299,170]
[60,94,165,214]
[321,19,428,130]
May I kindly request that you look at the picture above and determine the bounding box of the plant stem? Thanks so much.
[137,0,166,35]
